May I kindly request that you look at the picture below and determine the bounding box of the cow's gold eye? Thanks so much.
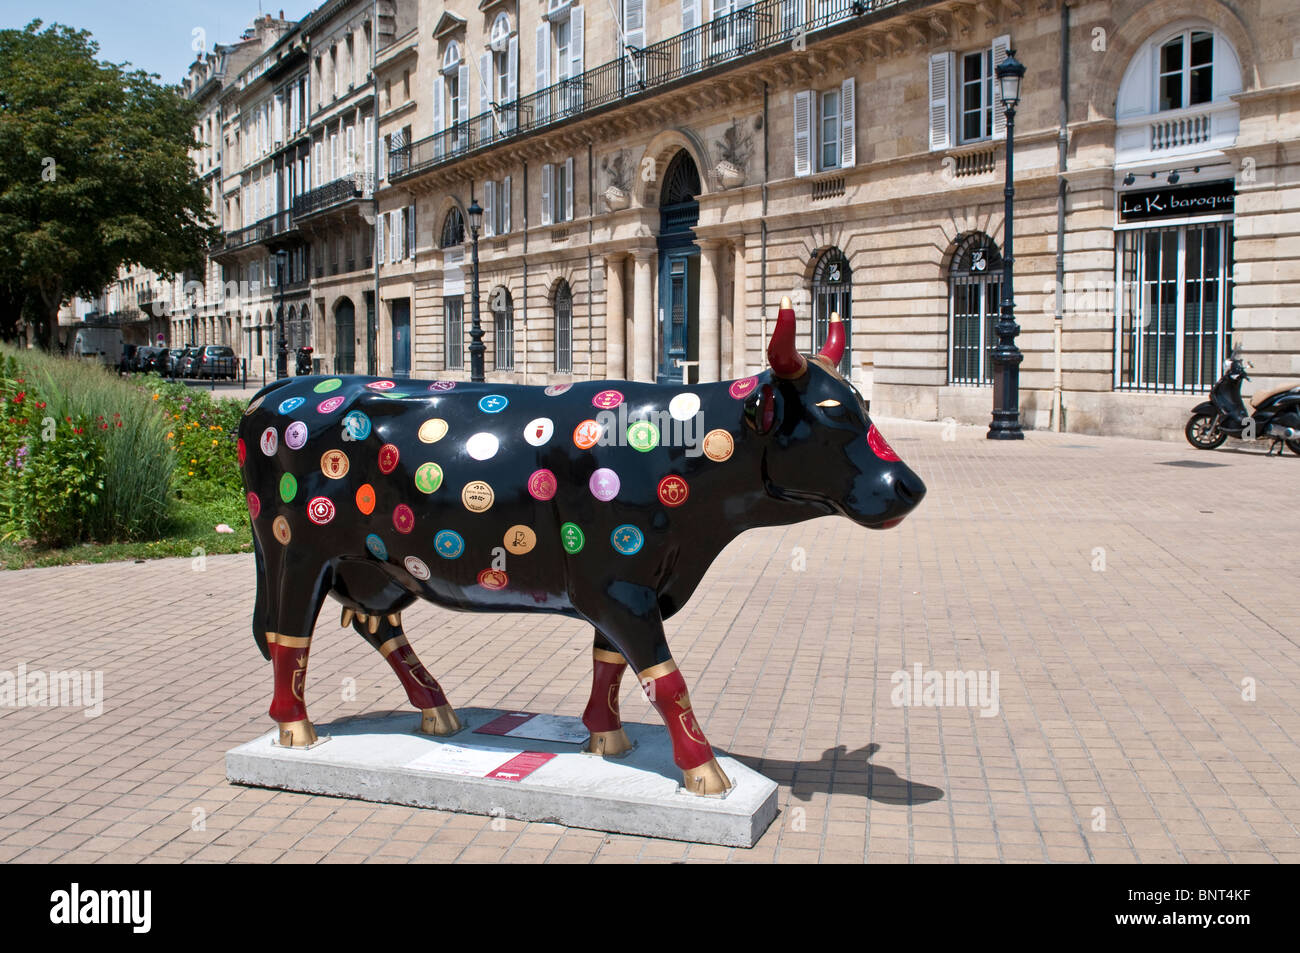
[816,399,841,408]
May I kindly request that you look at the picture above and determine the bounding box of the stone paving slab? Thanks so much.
[1,417,1298,863]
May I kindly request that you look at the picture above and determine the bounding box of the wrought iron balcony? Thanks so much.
[292,173,375,221]
[391,0,895,180]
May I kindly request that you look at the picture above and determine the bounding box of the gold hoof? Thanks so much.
[586,728,635,758]
[681,758,734,797]
[276,719,318,747]
[419,705,463,736]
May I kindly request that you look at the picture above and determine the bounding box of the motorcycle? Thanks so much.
[295,345,314,376]
[1185,350,1300,455]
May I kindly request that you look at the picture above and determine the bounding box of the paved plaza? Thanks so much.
[2,418,1298,863]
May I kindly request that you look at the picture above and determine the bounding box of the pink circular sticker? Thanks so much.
[317,395,346,414]
[393,504,415,534]
[589,468,620,502]
[428,380,456,392]
[367,380,396,390]
[728,377,759,399]
[528,469,558,501]
[544,383,572,397]
[592,389,624,409]
[307,496,335,525]
[246,492,261,520]
[285,421,309,450]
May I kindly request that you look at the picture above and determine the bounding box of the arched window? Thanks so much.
[492,287,514,371]
[441,41,461,72]
[812,249,852,376]
[490,13,512,50]
[441,207,465,248]
[948,234,1002,385]
[554,280,573,373]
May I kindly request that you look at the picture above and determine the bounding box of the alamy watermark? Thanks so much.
[891,663,1000,718]
[0,664,103,717]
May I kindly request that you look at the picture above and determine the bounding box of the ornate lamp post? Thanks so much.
[187,287,196,348]
[275,249,288,380]
[988,50,1026,440]
[467,198,485,383]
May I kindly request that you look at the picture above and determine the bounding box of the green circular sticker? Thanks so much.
[279,472,298,503]
[414,462,444,494]
[561,522,585,555]
[313,378,343,393]
[627,420,660,452]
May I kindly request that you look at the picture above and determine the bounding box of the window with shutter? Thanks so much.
[565,156,575,221]
[536,23,551,122]
[990,35,1010,139]
[376,213,385,264]
[840,77,856,168]
[407,203,416,258]
[484,181,495,238]
[929,51,953,151]
[502,175,511,233]
[793,89,811,177]
[541,163,553,225]
[506,36,518,131]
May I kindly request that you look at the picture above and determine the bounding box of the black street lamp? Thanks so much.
[187,287,196,348]
[988,49,1026,440]
[467,197,485,383]
[275,249,288,380]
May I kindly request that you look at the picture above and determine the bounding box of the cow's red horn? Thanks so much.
[817,312,845,367]
[767,296,807,378]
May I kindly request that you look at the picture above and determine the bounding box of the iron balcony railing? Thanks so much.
[391,0,897,179]
[292,173,375,221]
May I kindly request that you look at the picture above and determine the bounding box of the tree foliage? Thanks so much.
[0,20,217,346]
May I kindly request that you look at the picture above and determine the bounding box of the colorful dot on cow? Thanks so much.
[466,432,500,461]
[428,380,456,392]
[544,383,572,397]
[728,377,759,399]
[461,480,494,513]
[246,492,261,520]
[244,395,265,415]
[528,468,558,501]
[366,380,396,390]
[657,475,689,507]
[477,568,508,590]
[317,395,346,414]
[342,411,371,441]
[314,378,343,394]
[627,420,660,452]
[560,522,585,554]
[434,529,465,559]
[524,417,554,446]
[285,421,309,450]
[260,427,278,456]
[404,556,431,581]
[592,389,624,410]
[702,429,734,462]
[378,443,401,473]
[868,424,901,462]
[414,462,443,494]
[589,468,620,501]
[278,396,305,414]
[279,472,298,503]
[392,504,415,534]
[307,496,335,525]
[272,515,291,545]
[573,419,602,450]
[321,449,350,479]
[366,534,388,560]
[236,438,247,467]
[669,393,701,421]
[504,525,537,555]
[610,524,645,556]
[418,418,448,443]
[355,483,376,515]
[478,394,508,414]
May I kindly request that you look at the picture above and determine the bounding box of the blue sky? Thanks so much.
[2,1,321,85]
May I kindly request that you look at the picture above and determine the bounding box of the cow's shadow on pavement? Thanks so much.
[724,743,945,805]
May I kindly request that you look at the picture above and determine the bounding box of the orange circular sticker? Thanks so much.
[355,483,376,515]
[702,429,734,462]
[461,480,494,513]
[573,419,602,450]
[321,449,350,479]
[503,525,537,554]
[272,515,292,544]
[477,568,508,590]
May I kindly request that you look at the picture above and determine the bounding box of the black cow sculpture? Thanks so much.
[239,300,925,795]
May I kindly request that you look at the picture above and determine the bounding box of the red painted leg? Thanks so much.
[268,633,317,746]
[583,647,633,756]
[375,618,462,736]
[638,660,732,795]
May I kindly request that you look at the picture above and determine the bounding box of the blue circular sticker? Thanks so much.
[434,529,465,560]
[478,394,509,414]
[343,410,372,441]
[365,533,388,560]
[610,524,644,556]
[278,396,305,415]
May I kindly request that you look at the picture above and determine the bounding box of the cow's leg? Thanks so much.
[262,555,333,747]
[346,608,462,736]
[581,592,732,796]
[582,630,633,757]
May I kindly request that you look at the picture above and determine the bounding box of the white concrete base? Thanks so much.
[225,708,779,848]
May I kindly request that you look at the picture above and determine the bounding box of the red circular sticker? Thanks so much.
[317,395,346,414]
[528,468,558,501]
[592,389,624,409]
[307,496,336,525]
[428,380,456,392]
[237,438,247,467]
[378,443,400,474]
[544,383,572,396]
[657,475,689,507]
[246,492,261,520]
[367,380,396,390]
[477,568,508,590]
[728,377,759,399]
[867,424,900,462]
[355,483,376,515]
[392,504,415,534]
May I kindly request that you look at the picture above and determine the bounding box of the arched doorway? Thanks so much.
[491,287,514,371]
[335,297,356,374]
[948,233,1002,385]
[657,150,701,384]
[812,249,852,376]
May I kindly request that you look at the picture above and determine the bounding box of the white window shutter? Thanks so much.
[480,52,491,111]
[541,163,553,225]
[570,6,584,77]
[432,74,445,133]
[536,23,550,90]
[991,36,1011,139]
[625,0,645,50]
[376,213,384,264]
[393,210,401,261]
[840,76,856,168]
[507,35,518,101]
[793,89,811,177]
[929,51,953,151]
[345,126,355,174]
[503,175,511,233]
[274,95,283,143]
[458,64,470,127]
[364,117,374,177]
[565,156,574,220]
[682,0,698,31]
[484,181,495,238]
[407,203,416,257]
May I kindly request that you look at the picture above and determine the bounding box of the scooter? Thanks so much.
[295,345,314,376]
[1185,350,1300,455]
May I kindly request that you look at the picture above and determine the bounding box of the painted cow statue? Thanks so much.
[239,300,925,795]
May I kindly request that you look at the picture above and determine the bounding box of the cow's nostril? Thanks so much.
[895,474,925,507]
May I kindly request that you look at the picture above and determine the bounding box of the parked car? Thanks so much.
[165,348,186,377]
[179,346,203,377]
[195,345,237,380]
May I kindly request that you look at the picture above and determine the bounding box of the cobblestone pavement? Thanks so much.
[2,418,1298,864]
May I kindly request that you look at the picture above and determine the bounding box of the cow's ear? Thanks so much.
[744,384,778,435]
